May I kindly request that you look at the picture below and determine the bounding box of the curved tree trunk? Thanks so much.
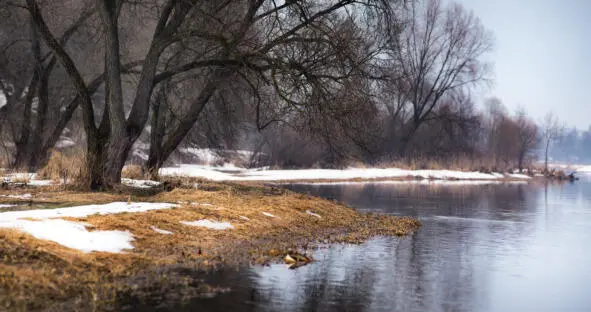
[146,69,231,176]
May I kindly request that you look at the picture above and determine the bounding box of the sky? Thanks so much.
[456,0,591,130]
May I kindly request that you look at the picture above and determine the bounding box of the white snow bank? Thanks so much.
[1,194,32,199]
[27,180,55,186]
[180,219,234,230]
[577,165,591,173]
[2,172,56,186]
[160,165,532,182]
[0,202,178,253]
[0,204,16,208]
[121,178,162,188]
[508,173,531,179]
[151,226,173,235]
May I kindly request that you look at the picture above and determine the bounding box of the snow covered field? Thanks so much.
[160,164,532,182]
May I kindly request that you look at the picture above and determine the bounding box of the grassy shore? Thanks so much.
[0,180,419,311]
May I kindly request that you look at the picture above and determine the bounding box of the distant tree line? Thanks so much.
[0,0,568,189]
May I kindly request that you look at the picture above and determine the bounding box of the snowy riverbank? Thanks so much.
[159,165,532,182]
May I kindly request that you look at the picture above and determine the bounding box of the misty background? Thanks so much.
[458,0,591,163]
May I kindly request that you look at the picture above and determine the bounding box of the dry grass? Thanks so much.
[37,149,85,184]
[122,165,148,180]
[0,181,420,311]
[371,155,539,173]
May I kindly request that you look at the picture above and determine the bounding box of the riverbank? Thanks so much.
[159,165,534,183]
[0,181,419,311]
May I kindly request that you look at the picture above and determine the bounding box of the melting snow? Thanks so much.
[2,172,56,187]
[262,212,277,218]
[121,178,162,188]
[27,180,55,186]
[1,194,33,199]
[239,216,250,221]
[180,219,234,230]
[306,210,322,219]
[151,226,173,235]
[0,202,177,253]
[0,204,16,208]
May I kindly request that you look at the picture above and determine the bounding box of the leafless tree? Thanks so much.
[0,1,109,171]
[540,111,564,172]
[514,109,538,172]
[385,0,493,154]
[24,0,399,189]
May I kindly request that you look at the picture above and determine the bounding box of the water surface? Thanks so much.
[142,178,591,312]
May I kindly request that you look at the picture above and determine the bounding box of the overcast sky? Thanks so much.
[456,0,591,130]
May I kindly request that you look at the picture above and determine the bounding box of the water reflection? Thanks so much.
[138,179,591,312]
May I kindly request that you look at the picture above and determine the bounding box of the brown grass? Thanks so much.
[37,149,85,184]
[358,155,541,174]
[0,181,420,311]
[122,165,148,180]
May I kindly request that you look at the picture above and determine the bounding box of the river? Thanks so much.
[137,176,591,311]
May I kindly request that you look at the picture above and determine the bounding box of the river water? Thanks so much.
[144,176,591,311]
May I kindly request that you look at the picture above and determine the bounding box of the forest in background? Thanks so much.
[0,0,577,189]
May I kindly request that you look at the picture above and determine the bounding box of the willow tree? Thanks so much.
[26,0,397,189]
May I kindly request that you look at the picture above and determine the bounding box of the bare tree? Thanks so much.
[514,109,538,172]
[386,0,493,154]
[540,111,564,172]
[0,1,99,170]
[25,0,398,189]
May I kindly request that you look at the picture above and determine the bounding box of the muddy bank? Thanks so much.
[0,181,419,311]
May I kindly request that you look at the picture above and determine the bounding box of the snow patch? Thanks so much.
[262,212,278,218]
[0,202,178,253]
[0,204,16,208]
[151,226,173,235]
[2,173,56,187]
[1,219,134,253]
[180,219,234,230]
[1,194,33,199]
[55,137,76,149]
[27,180,55,186]
[239,216,250,221]
[121,178,161,189]
[306,210,322,219]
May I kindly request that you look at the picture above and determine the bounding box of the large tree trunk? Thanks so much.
[27,60,54,171]
[12,78,38,170]
[146,87,167,179]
